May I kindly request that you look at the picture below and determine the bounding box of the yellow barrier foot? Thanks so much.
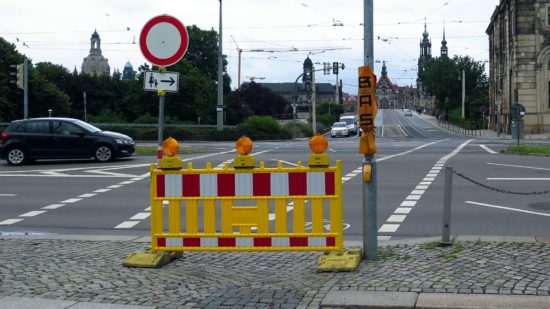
[123,249,182,268]
[316,247,362,272]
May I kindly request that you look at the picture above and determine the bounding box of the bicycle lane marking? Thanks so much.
[378,139,473,237]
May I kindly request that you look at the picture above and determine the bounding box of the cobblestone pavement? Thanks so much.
[0,237,548,308]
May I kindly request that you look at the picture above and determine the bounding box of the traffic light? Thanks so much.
[333,62,339,74]
[9,64,23,89]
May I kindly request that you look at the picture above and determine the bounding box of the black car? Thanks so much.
[0,117,135,166]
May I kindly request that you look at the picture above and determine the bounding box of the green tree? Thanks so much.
[226,82,291,124]
[419,55,488,123]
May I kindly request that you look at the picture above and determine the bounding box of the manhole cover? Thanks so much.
[529,202,550,211]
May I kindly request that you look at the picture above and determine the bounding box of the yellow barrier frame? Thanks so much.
[149,160,343,253]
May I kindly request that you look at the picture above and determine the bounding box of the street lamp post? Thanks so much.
[48,109,52,117]
[216,0,224,131]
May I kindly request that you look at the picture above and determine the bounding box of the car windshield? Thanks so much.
[340,118,353,125]
[72,119,102,133]
[333,122,347,128]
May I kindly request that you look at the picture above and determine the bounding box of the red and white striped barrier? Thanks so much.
[156,172,336,197]
[156,235,336,248]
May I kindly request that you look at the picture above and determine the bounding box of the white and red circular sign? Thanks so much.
[140,15,189,67]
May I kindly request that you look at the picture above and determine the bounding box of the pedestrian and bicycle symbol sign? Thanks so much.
[143,71,180,92]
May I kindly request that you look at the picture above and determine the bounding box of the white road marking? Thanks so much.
[377,140,443,162]
[78,193,96,198]
[272,159,297,167]
[42,204,65,210]
[0,219,23,225]
[20,211,46,217]
[0,194,16,197]
[480,145,497,154]
[130,213,151,220]
[394,208,412,214]
[379,224,399,233]
[342,177,351,182]
[107,185,122,189]
[387,215,407,223]
[61,198,81,203]
[114,221,140,229]
[379,139,474,235]
[487,162,550,172]
[94,189,110,193]
[119,181,134,185]
[465,201,550,217]
[487,178,550,181]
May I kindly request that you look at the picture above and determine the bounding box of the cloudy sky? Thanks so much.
[1,0,498,94]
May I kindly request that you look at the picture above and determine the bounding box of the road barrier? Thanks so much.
[150,160,343,252]
[125,136,360,271]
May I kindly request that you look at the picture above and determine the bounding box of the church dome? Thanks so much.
[422,24,429,39]
[124,61,133,68]
[303,56,312,68]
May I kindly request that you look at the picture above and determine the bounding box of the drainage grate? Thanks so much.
[529,202,550,211]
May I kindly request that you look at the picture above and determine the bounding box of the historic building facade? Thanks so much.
[81,30,110,76]
[486,0,550,133]
[375,62,400,109]
[416,24,435,111]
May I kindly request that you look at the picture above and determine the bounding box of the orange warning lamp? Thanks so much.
[236,136,253,155]
[159,137,182,169]
[234,136,255,168]
[162,137,179,157]
[309,134,328,154]
[308,134,329,167]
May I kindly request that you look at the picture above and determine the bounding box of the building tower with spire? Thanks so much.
[375,61,399,109]
[441,27,448,57]
[81,30,110,76]
[416,23,434,111]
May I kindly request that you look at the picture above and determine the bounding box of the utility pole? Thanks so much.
[312,67,317,135]
[363,0,377,261]
[461,70,465,118]
[216,0,224,130]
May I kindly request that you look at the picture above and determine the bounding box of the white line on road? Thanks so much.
[0,194,16,197]
[114,221,140,229]
[479,145,497,154]
[42,204,65,210]
[0,219,23,225]
[130,213,151,220]
[20,211,46,217]
[465,201,550,217]
[271,159,297,167]
[94,189,111,193]
[487,162,550,171]
[487,178,550,181]
[61,198,81,203]
[78,193,96,198]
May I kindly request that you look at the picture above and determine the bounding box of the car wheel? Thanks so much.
[6,147,26,166]
[94,144,114,162]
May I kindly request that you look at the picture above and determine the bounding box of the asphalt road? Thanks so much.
[1,109,549,241]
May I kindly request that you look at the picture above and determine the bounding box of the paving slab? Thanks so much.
[416,293,550,309]
[70,302,156,308]
[321,291,417,308]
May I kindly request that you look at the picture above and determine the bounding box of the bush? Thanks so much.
[87,109,127,123]
[236,115,291,140]
[282,121,312,138]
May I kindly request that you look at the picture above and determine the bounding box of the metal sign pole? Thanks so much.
[363,0,377,261]
[157,89,165,161]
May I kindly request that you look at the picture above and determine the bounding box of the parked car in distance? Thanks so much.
[404,109,413,116]
[339,115,358,135]
[331,122,350,137]
[0,117,135,166]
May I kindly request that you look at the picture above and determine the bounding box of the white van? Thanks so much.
[339,115,358,135]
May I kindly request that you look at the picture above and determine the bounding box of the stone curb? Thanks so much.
[0,296,154,309]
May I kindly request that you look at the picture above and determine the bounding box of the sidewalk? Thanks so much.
[0,234,548,308]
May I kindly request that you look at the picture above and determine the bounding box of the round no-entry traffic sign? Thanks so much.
[140,15,189,67]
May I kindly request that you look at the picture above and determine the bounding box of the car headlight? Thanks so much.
[115,138,134,145]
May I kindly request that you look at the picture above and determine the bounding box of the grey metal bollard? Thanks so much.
[441,166,453,246]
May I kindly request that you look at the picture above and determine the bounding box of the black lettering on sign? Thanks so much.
[358,76,371,88]
[360,114,374,126]
[359,94,372,106]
